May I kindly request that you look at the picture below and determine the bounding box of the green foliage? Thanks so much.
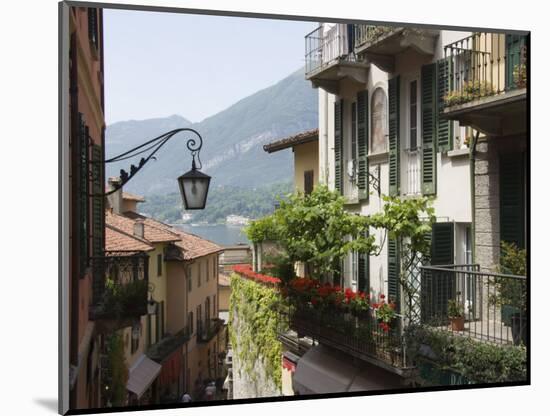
[229,273,287,390]
[246,185,375,279]
[99,278,148,318]
[103,333,129,407]
[491,242,527,312]
[444,80,495,106]
[140,182,292,224]
[406,326,527,384]
[369,195,435,258]
[261,252,296,285]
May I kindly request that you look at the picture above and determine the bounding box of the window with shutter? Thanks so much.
[437,59,453,152]
[358,231,370,293]
[387,238,400,311]
[500,153,525,248]
[304,170,314,195]
[357,90,369,200]
[388,77,400,196]
[505,35,526,90]
[160,301,165,338]
[422,222,455,323]
[334,99,343,194]
[91,145,103,259]
[78,114,89,277]
[421,63,437,195]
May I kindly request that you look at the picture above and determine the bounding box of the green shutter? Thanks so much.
[436,59,453,152]
[500,153,525,248]
[91,145,104,258]
[421,63,437,195]
[357,90,369,200]
[334,99,343,195]
[505,35,526,90]
[387,238,400,311]
[388,77,400,196]
[358,231,370,293]
[431,222,454,265]
[426,222,455,322]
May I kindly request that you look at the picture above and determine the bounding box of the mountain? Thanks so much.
[105,68,318,195]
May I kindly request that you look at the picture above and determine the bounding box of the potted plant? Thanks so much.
[448,296,465,331]
[490,242,527,345]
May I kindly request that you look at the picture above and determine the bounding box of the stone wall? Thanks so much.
[473,139,500,271]
[229,274,284,399]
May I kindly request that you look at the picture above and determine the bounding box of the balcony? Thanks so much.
[146,327,191,363]
[198,318,224,343]
[418,264,527,346]
[283,306,415,376]
[354,25,438,72]
[305,25,369,94]
[89,251,149,331]
[441,33,527,136]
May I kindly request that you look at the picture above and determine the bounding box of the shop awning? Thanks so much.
[292,345,403,395]
[126,355,162,399]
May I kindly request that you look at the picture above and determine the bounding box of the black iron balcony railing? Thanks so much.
[354,25,397,50]
[146,326,190,363]
[443,33,527,108]
[419,264,527,346]
[305,25,360,76]
[197,318,224,343]
[283,305,413,373]
[90,251,149,321]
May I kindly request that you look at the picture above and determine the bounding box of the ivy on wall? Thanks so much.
[406,326,527,384]
[229,273,287,389]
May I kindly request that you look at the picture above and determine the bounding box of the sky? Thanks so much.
[104,10,316,125]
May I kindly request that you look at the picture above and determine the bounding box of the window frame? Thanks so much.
[408,79,420,151]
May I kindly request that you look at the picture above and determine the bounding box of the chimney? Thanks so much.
[107,177,123,215]
[133,219,145,239]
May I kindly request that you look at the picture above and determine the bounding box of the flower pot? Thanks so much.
[511,312,527,346]
[450,316,464,331]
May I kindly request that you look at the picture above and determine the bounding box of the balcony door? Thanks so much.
[404,77,422,195]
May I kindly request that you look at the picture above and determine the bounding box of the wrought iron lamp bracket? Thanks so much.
[87,128,203,197]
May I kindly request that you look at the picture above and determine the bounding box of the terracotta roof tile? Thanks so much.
[105,225,154,253]
[263,129,319,153]
[105,211,180,243]
[124,211,223,260]
[172,229,223,260]
[123,192,145,202]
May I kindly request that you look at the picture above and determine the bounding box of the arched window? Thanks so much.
[371,88,388,154]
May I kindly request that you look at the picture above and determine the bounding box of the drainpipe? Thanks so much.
[469,131,480,263]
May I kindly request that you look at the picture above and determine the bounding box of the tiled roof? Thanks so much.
[105,225,154,253]
[124,211,223,261]
[106,211,180,243]
[172,229,223,260]
[263,129,319,153]
[123,192,145,202]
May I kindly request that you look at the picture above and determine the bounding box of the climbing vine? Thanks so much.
[229,273,287,391]
[103,333,129,407]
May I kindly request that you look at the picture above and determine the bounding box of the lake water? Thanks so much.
[174,224,250,247]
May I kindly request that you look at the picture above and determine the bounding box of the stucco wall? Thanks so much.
[294,140,319,192]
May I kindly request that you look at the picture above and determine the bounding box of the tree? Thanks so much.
[246,185,376,280]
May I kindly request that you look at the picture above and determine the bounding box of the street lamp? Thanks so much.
[91,128,210,209]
